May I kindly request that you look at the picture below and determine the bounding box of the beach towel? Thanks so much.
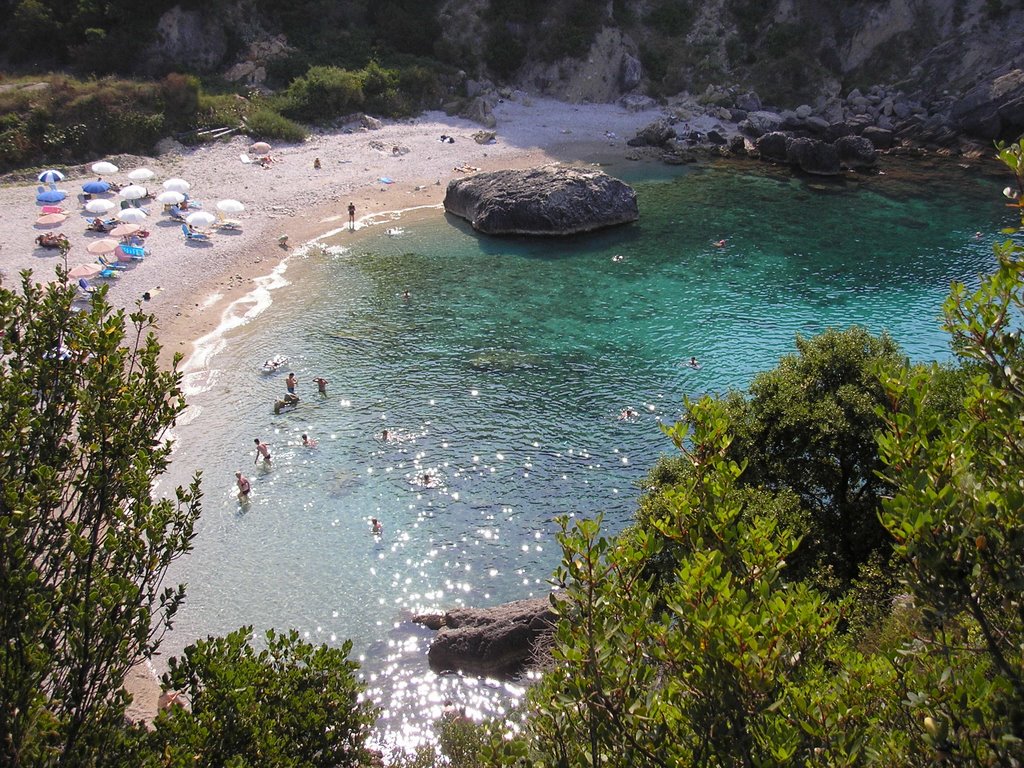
[378,177,394,184]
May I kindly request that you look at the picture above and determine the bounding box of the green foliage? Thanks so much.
[520,398,890,766]
[279,65,365,123]
[244,107,308,143]
[151,626,379,768]
[0,272,201,767]
[872,137,1024,764]
[645,1,696,36]
[724,326,905,588]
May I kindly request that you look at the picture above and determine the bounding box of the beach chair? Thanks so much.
[76,278,97,299]
[181,223,210,242]
[120,244,147,261]
[97,256,127,275]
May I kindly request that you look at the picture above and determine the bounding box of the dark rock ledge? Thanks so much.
[414,597,559,676]
[443,166,639,236]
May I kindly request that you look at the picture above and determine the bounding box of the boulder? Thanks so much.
[627,118,676,147]
[861,125,894,149]
[415,597,558,675]
[461,96,497,128]
[738,110,784,138]
[834,135,878,169]
[620,53,643,91]
[786,137,841,175]
[443,166,639,236]
[754,131,791,162]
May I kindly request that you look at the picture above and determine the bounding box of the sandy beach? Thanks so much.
[0,94,677,723]
[1,95,672,366]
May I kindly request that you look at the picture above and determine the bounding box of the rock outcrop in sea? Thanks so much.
[443,166,639,236]
[414,597,557,676]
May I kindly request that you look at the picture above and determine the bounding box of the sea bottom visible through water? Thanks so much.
[159,157,1008,748]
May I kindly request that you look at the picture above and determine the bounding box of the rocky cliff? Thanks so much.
[142,0,1024,138]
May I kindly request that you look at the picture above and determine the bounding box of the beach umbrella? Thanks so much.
[38,169,65,184]
[69,262,103,278]
[216,199,245,214]
[110,223,140,238]
[85,239,119,256]
[250,142,271,154]
[36,189,67,203]
[86,199,116,214]
[163,178,190,193]
[156,190,185,205]
[128,168,155,182]
[92,161,118,175]
[82,180,111,194]
[35,213,67,226]
[119,184,147,200]
[116,207,148,223]
[186,210,217,228]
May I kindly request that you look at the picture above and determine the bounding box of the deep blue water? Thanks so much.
[160,157,1009,747]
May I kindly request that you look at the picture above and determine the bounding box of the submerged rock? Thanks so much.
[443,166,639,236]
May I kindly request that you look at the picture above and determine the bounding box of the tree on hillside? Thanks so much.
[0,275,201,767]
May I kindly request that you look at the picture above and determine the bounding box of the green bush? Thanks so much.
[244,107,307,143]
[281,65,365,123]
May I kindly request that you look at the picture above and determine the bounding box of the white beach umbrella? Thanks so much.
[155,190,185,205]
[185,210,217,228]
[116,207,148,223]
[128,168,155,182]
[85,199,116,214]
[119,184,148,200]
[216,199,245,214]
[91,161,119,175]
[163,178,191,194]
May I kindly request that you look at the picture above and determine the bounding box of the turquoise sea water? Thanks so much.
[160,157,1008,747]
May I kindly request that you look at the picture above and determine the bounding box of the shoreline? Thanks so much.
[0,95,670,724]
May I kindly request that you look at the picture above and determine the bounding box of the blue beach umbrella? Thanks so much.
[36,188,67,203]
[38,169,65,184]
[82,180,111,194]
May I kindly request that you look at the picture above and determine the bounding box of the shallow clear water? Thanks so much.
[160,158,1007,747]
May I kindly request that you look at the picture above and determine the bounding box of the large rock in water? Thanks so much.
[414,597,557,676]
[443,166,638,236]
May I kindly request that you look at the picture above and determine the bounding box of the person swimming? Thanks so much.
[687,356,701,369]
[619,407,639,421]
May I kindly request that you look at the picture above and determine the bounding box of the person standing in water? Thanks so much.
[313,376,328,395]
[286,372,297,394]
[348,202,356,230]
[254,438,271,465]
[235,471,251,497]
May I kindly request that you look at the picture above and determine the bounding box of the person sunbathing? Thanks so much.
[87,218,111,233]
[35,232,69,249]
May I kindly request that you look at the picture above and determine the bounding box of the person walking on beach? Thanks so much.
[254,438,271,464]
[348,202,356,230]
[235,471,251,497]
[286,372,297,395]
[313,376,328,395]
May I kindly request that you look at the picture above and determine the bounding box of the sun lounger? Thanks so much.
[181,223,210,241]
[120,244,147,260]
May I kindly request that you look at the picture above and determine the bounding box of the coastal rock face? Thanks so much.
[414,597,557,675]
[444,166,639,236]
